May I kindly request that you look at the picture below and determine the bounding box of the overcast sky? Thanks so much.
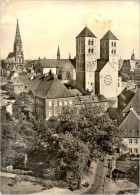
[0,0,139,60]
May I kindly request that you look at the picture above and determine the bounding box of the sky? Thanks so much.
[0,0,140,60]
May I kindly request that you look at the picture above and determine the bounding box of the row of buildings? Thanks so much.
[1,19,139,155]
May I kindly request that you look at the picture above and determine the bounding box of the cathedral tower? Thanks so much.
[76,26,97,93]
[14,19,24,64]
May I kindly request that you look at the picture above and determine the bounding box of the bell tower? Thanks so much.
[14,19,24,64]
[76,26,97,93]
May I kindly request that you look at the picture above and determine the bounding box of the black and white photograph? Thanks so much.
[0,0,139,194]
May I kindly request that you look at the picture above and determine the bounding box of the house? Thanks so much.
[26,72,75,119]
[6,71,30,94]
[119,107,140,155]
[74,94,109,112]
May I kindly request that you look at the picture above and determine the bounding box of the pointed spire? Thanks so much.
[57,46,60,59]
[14,19,22,44]
[131,49,135,60]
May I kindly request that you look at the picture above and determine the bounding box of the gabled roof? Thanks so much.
[101,30,118,40]
[69,89,82,96]
[76,27,97,38]
[119,108,139,138]
[96,60,108,72]
[36,75,75,99]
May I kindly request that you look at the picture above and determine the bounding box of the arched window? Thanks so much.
[112,41,114,47]
[114,41,116,47]
[88,39,91,45]
[88,48,91,53]
[111,49,114,54]
[91,39,94,45]
[91,82,93,85]
[92,48,94,53]
[114,49,116,54]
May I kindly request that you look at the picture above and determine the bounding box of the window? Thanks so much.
[134,139,138,144]
[114,41,116,47]
[91,48,94,53]
[54,109,58,116]
[134,148,138,153]
[112,41,114,47]
[88,48,91,53]
[88,39,90,45]
[129,148,132,153]
[69,100,72,105]
[129,139,132,144]
[49,110,52,118]
[91,39,94,45]
[64,100,68,106]
[111,49,114,54]
[114,49,116,54]
[59,101,62,106]
[54,100,57,107]
[49,101,52,107]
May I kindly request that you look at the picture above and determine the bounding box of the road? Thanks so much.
[83,157,109,194]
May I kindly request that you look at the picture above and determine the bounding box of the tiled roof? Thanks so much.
[119,108,139,138]
[36,75,74,99]
[19,75,30,86]
[96,60,108,72]
[101,30,118,40]
[76,27,97,38]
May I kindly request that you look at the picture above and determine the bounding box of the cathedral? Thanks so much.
[6,19,24,73]
[76,27,119,106]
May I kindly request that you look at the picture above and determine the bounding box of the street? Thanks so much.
[83,157,108,194]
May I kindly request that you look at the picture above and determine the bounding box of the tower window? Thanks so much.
[114,41,116,47]
[111,49,114,54]
[112,41,114,47]
[114,49,116,54]
[91,48,94,53]
[91,39,94,45]
[88,39,91,45]
[88,48,91,53]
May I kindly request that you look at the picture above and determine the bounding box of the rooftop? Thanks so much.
[101,30,118,40]
[76,26,97,38]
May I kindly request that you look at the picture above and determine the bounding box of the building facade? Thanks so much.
[76,27,97,93]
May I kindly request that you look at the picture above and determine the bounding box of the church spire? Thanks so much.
[14,19,22,45]
[13,19,24,64]
[57,46,60,59]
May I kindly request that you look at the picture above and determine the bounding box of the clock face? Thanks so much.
[66,72,71,80]
[104,75,112,85]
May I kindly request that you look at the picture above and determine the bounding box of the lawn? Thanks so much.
[1,176,44,194]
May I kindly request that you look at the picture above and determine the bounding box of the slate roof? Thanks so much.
[119,108,139,138]
[96,60,108,72]
[76,27,97,38]
[35,75,75,99]
[101,30,118,40]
